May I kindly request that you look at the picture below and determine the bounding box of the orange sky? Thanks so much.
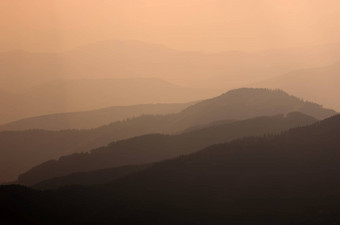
[1,0,340,52]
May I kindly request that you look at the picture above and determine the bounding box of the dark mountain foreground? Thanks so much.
[1,114,340,224]
[28,112,316,188]
[34,164,150,190]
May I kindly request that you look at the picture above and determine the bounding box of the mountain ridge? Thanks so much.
[0,102,194,131]
[26,112,317,187]
[0,88,336,183]
[2,114,340,224]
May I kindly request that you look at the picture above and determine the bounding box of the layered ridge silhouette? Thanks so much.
[0,88,336,183]
[3,40,340,123]
[30,112,316,188]
[2,114,340,224]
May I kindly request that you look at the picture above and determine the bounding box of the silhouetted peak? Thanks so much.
[177,88,336,123]
[220,88,290,98]
[183,88,301,112]
[204,88,299,106]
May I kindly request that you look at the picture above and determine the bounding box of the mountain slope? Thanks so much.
[0,88,336,183]
[0,102,193,131]
[34,164,150,190]
[28,112,317,187]
[2,114,340,224]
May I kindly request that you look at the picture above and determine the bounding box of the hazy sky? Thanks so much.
[2,0,340,52]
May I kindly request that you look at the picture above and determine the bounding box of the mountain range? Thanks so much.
[0,39,266,124]
[2,40,340,124]
[2,113,340,224]
[0,88,335,183]
[23,112,316,187]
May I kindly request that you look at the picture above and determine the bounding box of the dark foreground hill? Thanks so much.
[0,102,193,131]
[0,88,336,183]
[28,112,316,187]
[34,164,150,190]
[2,115,340,224]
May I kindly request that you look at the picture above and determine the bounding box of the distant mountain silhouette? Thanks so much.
[4,40,340,123]
[255,62,340,111]
[0,78,218,124]
[3,40,340,91]
[0,88,336,183]
[2,114,340,224]
[0,102,193,131]
[28,112,317,188]
[175,88,335,126]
